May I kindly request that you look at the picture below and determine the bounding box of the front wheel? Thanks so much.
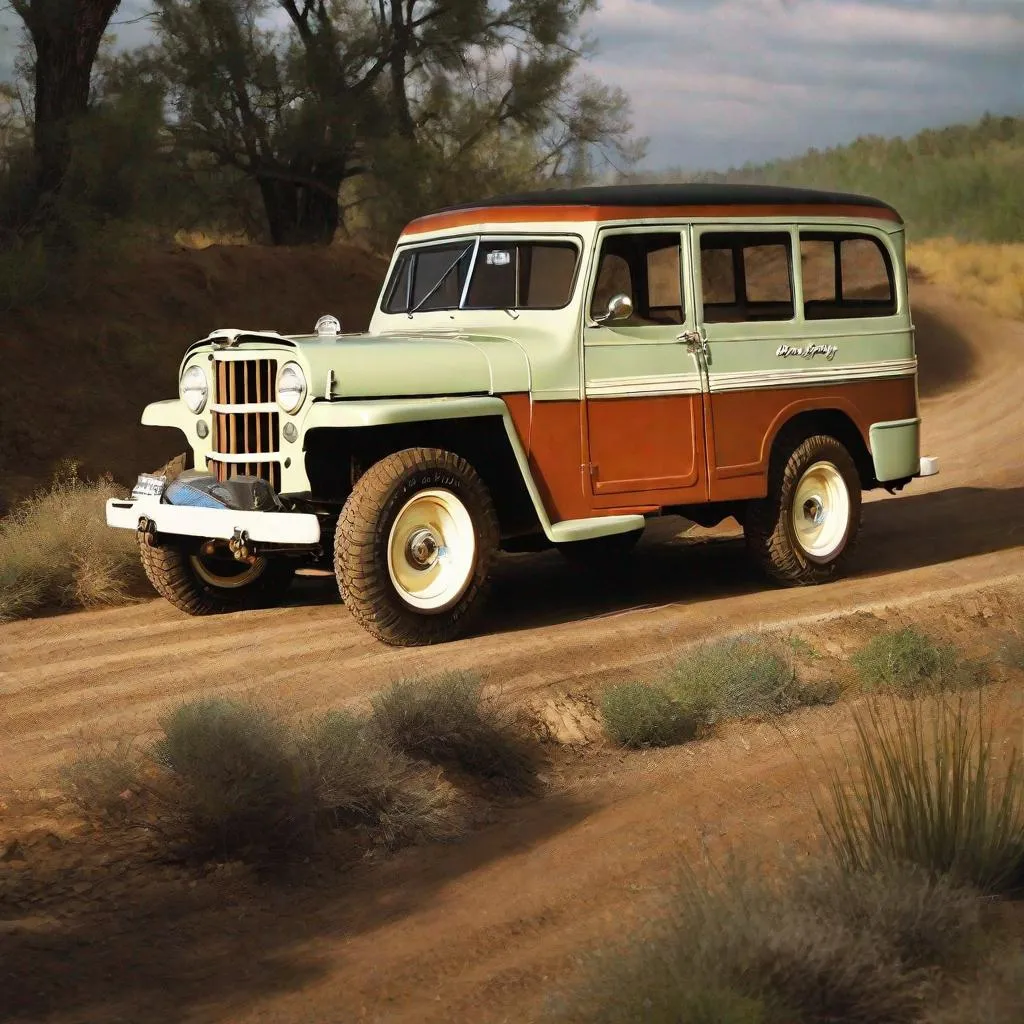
[335,448,499,646]
[744,434,862,586]
[139,538,295,614]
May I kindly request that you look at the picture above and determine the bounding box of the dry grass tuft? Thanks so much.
[821,695,1024,895]
[909,239,1024,320]
[0,460,145,621]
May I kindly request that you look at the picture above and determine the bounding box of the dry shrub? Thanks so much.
[821,695,1024,895]
[924,943,1024,1024]
[909,239,1024,320]
[154,697,316,857]
[0,460,145,620]
[63,696,467,861]
[370,672,540,794]
[60,740,145,821]
[550,857,980,1024]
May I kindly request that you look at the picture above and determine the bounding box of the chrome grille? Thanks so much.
[209,357,282,492]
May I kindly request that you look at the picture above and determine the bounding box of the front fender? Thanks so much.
[301,395,508,430]
[142,399,192,433]
[301,397,644,543]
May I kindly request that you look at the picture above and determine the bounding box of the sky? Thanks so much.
[1,0,1022,171]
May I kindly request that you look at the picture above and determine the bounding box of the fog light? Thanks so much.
[196,420,209,439]
[282,422,298,443]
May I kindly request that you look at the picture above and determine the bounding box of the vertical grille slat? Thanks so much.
[209,357,281,489]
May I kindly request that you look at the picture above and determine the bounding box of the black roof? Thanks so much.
[436,183,899,219]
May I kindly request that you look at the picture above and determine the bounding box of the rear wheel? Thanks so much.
[335,448,499,646]
[139,538,295,615]
[744,434,861,586]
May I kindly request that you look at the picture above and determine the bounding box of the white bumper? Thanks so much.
[105,497,321,544]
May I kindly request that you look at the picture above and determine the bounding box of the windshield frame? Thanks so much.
[379,232,585,316]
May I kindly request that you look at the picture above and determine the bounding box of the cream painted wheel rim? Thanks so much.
[791,460,850,562]
[190,548,267,589]
[386,489,476,612]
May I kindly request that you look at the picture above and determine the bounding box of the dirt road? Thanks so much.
[1,282,1023,1023]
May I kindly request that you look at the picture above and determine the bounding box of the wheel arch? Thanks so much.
[765,407,875,490]
[303,398,549,541]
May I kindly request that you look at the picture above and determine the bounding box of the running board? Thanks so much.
[548,515,646,543]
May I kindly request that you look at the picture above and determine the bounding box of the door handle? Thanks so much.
[678,328,710,363]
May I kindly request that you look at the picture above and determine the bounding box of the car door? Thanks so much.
[583,225,709,508]
[689,224,804,500]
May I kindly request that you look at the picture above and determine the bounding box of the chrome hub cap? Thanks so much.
[387,489,476,612]
[791,461,850,561]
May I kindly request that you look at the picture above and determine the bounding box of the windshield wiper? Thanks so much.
[408,243,475,316]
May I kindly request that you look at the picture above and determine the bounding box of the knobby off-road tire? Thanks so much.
[335,448,499,646]
[744,434,862,586]
[139,539,295,615]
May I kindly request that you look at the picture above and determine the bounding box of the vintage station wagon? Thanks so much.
[106,184,938,645]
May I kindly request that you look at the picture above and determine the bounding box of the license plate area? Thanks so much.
[131,473,168,500]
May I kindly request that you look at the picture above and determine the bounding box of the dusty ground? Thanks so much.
[1,279,1023,1023]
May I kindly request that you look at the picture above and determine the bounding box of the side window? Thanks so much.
[465,241,579,309]
[589,232,684,325]
[800,233,896,319]
[699,233,794,323]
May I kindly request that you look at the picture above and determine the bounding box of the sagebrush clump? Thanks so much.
[0,461,146,621]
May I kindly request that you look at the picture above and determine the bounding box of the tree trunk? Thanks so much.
[13,0,122,230]
[257,171,341,246]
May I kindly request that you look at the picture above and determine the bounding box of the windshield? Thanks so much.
[382,237,580,314]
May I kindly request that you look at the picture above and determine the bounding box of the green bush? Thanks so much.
[850,626,983,695]
[599,683,697,748]
[370,672,539,794]
[0,461,146,621]
[821,696,1024,895]
[661,636,818,728]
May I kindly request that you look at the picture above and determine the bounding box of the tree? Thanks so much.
[9,0,123,233]
[145,0,644,246]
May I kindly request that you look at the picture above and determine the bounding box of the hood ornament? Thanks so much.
[315,314,342,337]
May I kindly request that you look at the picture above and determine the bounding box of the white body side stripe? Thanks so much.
[708,358,918,394]
[586,373,703,398]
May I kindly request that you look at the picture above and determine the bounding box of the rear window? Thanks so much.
[383,239,579,313]
[699,232,794,322]
[800,234,896,319]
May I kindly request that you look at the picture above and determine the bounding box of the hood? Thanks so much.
[286,330,531,398]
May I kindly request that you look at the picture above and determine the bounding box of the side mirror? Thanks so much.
[593,293,633,325]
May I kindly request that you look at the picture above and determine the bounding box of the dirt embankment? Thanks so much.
[0,243,389,512]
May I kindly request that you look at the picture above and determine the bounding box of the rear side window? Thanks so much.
[800,234,896,319]
[699,233,794,323]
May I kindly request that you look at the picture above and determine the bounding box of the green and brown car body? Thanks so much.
[107,184,938,643]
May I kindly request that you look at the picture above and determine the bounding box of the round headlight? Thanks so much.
[277,361,307,414]
[180,364,208,414]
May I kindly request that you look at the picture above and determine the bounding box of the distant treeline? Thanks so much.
[626,114,1024,242]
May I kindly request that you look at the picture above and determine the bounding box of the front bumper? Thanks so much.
[105,496,321,544]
